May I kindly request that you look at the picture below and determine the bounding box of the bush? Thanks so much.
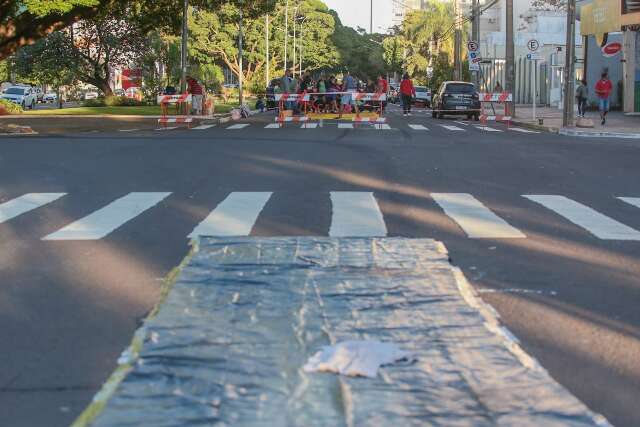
[104,96,144,107]
[83,98,106,107]
[0,98,23,114]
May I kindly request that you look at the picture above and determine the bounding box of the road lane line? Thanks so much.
[454,121,470,126]
[619,197,640,209]
[119,129,140,132]
[226,124,250,130]
[155,127,179,131]
[0,193,66,224]
[524,195,640,240]
[264,123,281,129]
[338,123,353,129]
[329,192,387,237]
[44,192,171,240]
[192,124,216,130]
[475,126,503,132]
[188,192,272,238]
[432,193,526,239]
[301,123,318,129]
[408,124,429,131]
[440,125,465,131]
[510,127,539,134]
[374,124,392,130]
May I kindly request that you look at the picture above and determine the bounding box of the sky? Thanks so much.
[323,0,394,33]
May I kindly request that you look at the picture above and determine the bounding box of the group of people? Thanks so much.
[576,71,613,126]
[275,70,389,117]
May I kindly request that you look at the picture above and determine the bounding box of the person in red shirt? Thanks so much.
[400,73,416,116]
[186,76,204,116]
[594,71,612,126]
[377,74,389,113]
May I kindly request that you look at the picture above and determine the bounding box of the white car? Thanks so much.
[84,91,99,100]
[413,86,432,107]
[0,86,37,109]
[43,92,59,103]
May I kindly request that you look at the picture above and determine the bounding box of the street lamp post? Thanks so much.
[284,0,289,71]
[180,0,189,94]
[238,8,244,106]
[266,15,270,87]
[299,17,306,76]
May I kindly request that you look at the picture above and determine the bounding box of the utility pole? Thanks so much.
[284,0,289,71]
[265,15,269,87]
[562,0,577,127]
[370,0,373,34]
[454,0,461,80]
[471,0,480,87]
[238,8,244,106]
[299,18,305,76]
[180,0,189,93]
[505,0,515,117]
[293,7,297,75]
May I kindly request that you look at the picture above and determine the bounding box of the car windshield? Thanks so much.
[445,84,475,94]
[5,87,27,95]
[415,86,428,92]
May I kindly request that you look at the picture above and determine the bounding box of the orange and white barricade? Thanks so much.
[478,92,512,127]
[157,94,193,128]
[353,92,386,118]
[275,93,310,122]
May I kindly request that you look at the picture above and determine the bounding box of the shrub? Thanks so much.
[83,98,106,107]
[0,98,23,114]
[104,96,144,107]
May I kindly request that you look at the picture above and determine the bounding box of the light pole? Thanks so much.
[370,0,373,34]
[299,17,307,76]
[180,0,188,93]
[238,7,244,106]
[293,5,299,75]
[265,15,270,87]
[284,0,289,71]
[562,0,577,127]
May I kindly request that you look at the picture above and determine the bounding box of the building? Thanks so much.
[392,0,428,28]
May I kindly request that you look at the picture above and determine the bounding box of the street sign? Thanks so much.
[527,39,540,52]
[526,53,541,61]
[468,51,481,71]
[601,41,622,57]
[467,41,479,52]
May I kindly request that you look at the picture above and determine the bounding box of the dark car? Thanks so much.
[431,81,480,120]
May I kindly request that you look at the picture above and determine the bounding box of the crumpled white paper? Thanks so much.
[303,341,412,378]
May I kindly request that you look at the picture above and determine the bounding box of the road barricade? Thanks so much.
[157,94,193,129]
[478,92,512,127]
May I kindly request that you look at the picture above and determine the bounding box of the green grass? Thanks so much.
[23,103,236,116]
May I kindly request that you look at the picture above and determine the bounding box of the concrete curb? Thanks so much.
[511,119,558,133]
[558,127,640,139]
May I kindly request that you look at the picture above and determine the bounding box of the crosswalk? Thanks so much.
[1,192,638,241]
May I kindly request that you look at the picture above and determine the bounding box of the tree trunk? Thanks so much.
[56,86,63,109]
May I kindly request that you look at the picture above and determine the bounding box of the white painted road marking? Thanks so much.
[329,192,387,237]
[192,124,216,130]
[619,197,640,209]
[0,193,66,224]
[432,193,526,239]
[510,127,539,134]
[524,195,640,240]
[338,123,354,129]
[43,192,171,240]
[440,125,465,131]
[301,123,318,129]
[119,129,141,132]
[188,192,272,238]
[454,121,470,126]
[155,127,179,131]
[226,124,250,130]
[475,126,503,132]
[374,124,392,130]
[264,123,281,129]
[408,124,429,131]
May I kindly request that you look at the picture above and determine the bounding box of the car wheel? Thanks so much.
[31,100,36,110]
[21,101,26,109]
[432,110,437,118]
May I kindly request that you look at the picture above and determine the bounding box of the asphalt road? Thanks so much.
[1,104,639,427]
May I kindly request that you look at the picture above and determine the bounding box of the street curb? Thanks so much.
[0,114,230,120]
[558,127,640,139]
[511,119,558,133]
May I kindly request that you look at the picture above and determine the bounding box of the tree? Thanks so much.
[0,0,277,59]
[14,31,77,107]
[331,12,385,79]
[382,36,404,77]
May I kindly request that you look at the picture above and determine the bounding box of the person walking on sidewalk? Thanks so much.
[186,76,204,116]
[595,72,612,126]
[400,73,416,116]
[575,79,588,118]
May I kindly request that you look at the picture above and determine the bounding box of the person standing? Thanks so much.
[280,69,296,111]
[595,72,612,126]
[186,76,204,116]
[340,71,359,118]
[575,79,588,118]
[377,74,389,113]
[400,73,416,116]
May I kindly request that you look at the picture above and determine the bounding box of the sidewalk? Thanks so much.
[512,106,640,139]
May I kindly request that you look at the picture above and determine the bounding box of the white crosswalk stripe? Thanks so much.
[192,124,216,130]
[408,124,429,131]
[454,121,470,126]
[524,195,640,240]
[440,125,465,131]
[188,192,272,238]
[264,123,282,129]
[475,126,503,132]
[226,124,250,130]
[619,197,640,209]
[0,193,66,224]
[373,124,392,130]
[301,123,318,129]
[43,192,171,240]
[338,123,354,129]
[432,193,526,239]
[510,127,539,134]
[329,192,387,237]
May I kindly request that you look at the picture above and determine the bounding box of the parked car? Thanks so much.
[114,88,125,97]
[413,86,432,107]
[431,81,481,120]
[43,92,59,103]
[83,91,100,100]
[0,86,37,109]
[124,87,143,101]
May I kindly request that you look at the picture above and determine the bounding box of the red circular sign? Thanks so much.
[602,42,622,57]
